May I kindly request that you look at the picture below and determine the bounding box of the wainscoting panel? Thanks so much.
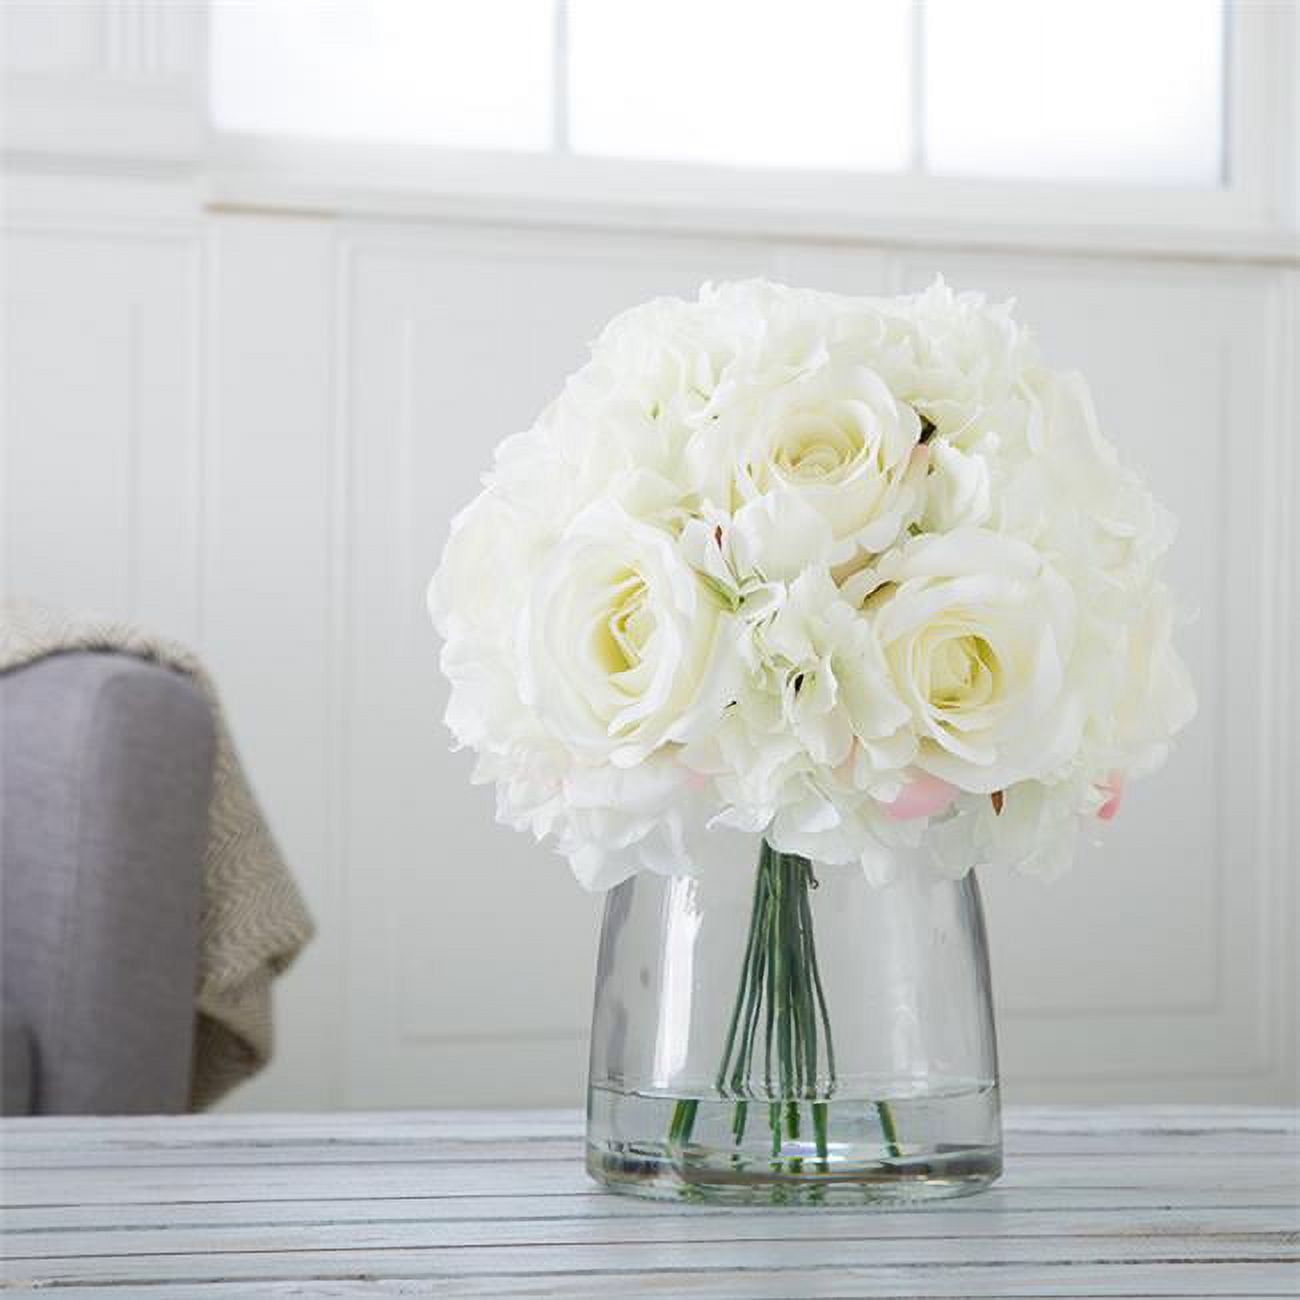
[895,254,1292,1101]
[2,183,1294,1110]
[1,223,202,643]
[337,225,777,1105]
[195,215,346,1111]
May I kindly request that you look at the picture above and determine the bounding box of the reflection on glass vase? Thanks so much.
[586,836,1002,1205]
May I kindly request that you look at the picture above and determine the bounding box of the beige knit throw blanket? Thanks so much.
[0,601,314,1108]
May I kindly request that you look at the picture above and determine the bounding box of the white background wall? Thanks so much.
[2,1,1297,1112]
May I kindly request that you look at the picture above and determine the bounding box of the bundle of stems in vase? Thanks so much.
[668,841,901,1169]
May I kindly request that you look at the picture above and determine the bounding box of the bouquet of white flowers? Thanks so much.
[430,280,1194,1175]
[430,279,1194,890]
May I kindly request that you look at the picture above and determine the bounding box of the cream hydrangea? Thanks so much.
[429,279,1194,888]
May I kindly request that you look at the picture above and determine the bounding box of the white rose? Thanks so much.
[850,528,1085,794]
[520,500,736,767]
[732,362,927,562]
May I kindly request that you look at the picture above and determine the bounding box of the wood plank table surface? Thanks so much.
[1,1106,1295,1297]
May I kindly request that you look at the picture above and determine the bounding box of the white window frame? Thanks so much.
[1,0,1292,257]
[204,1,1297,256]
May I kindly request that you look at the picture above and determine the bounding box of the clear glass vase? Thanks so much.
[586,836,1002,1204]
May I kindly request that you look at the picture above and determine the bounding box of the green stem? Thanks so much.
[762,885,777,1095]
[772,865,792,1106]
[731,1099,748,1147]
[877,1100,902,1160]
[792,864,818,1097]
[668,1097,698,1149]
[714,862,766,1094]
[812,1100,830,1170]
[665,840,892,1174]
[731,879,770,1097]
[800,873,836,1087]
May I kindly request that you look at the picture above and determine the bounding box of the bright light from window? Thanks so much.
[209,0,554,151]
[567,0,913,172]
[924,0,1225,186]
[208,0,1228,189]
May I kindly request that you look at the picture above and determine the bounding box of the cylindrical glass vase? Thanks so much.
[586,838,1001,1204]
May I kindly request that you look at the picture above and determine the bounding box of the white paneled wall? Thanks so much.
[3,218,202,639]
[2,3,1296,1111]
[4,189,1295,1111]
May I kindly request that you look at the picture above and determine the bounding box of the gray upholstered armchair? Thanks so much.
[1,651,216,1115]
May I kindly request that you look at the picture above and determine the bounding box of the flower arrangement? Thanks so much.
[429,279,1194,891]
[431,280,1194,1180]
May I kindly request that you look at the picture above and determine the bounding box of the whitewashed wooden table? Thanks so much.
[1,1106,1296,1297]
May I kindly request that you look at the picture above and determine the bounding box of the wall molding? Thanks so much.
[2,191,1295,1112]
[206,173,1300,270]
[1,0,205,164]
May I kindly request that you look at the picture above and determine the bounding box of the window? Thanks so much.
[565,0,914,172]
[209,0,555,152]
[922,0,1225,186]
[210,0,1227,188]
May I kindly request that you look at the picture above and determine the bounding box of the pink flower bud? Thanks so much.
[888,772,959,821]
[1097,771,1125,821]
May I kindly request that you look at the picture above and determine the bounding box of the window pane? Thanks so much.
[568,0,912,172]
[210,0,554,151]
[924,0,1224,186]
